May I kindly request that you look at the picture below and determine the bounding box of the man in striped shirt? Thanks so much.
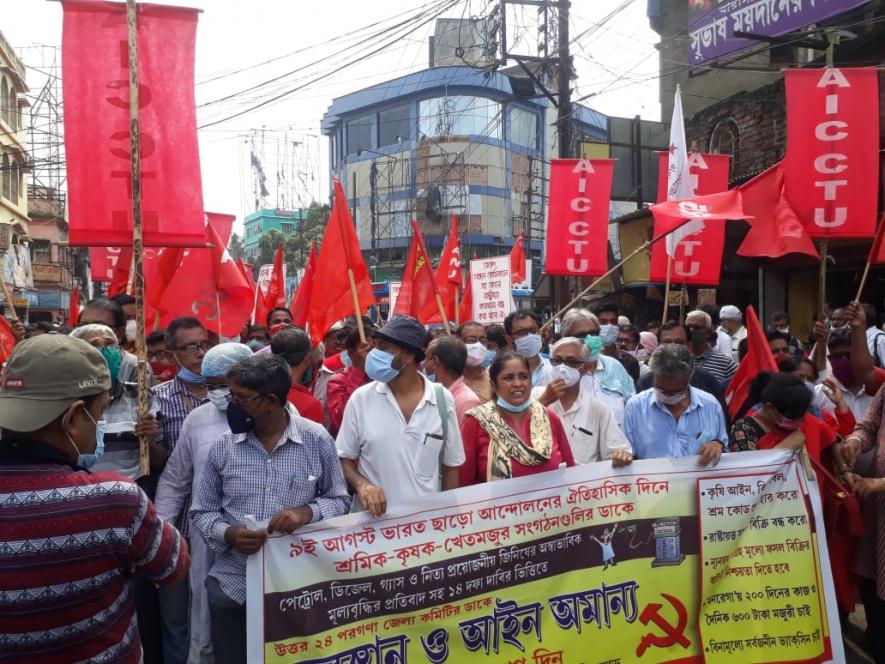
[685,310,738,384]
[0,334,189,663]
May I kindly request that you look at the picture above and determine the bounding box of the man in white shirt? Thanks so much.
[534,337,633,466]
[336,316,465,517]
[862,303,885,367]
[718,305,747,362]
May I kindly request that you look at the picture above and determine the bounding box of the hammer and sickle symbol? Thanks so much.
[635,593,691,657]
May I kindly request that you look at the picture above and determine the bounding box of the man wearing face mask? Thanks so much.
[503,311,550,386]
[616,325,650,378]
[456,320,494,402]
[156,342,253,664]
[192,354,349,664]
[685,310,737,384]
[533,337,633,466]
[0,335,189,663]
[327,321,373,437]
[624,343,727,466]
[595,303,641,382]
[270,326,324,424]
[425,337,481,425]
[336,316,465,517]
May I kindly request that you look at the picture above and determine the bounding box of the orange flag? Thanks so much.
[510,231,526,284]
[306,179,375,344]
[395,220,440,322]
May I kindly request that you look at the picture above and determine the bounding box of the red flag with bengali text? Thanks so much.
[61,1,205,247]
[737,163,819,259]
[783,67,879,239]
[649,154,731,286]
[68,286,80,328]
[291,243,317,328]
[306,180,375,344]
[724,306,777,421]
[395,221,440,322]
[546,159,614,277]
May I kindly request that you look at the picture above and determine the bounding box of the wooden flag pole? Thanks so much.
[678,281,687,324]
[661,254,674,326]
[0,256,18,321]
[541,225,679,333]
[126,0,151,477]
[435,293,452,336]
[347,268,366,343]
[454,290,460,327]
[854,260,872,303]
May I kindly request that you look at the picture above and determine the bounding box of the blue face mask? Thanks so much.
[365,348,400,383]
[340,350,352,368]
[226,400,256,434]
[496,396,532,413]
[177,366,205,385]
[246,339,267,352]
[482,349,496,369]
[67,408,107,470]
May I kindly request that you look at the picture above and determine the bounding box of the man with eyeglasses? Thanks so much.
[624,344,727,466]
[156,342,253,663]
[192,354,349,664]
[503,311,550,386]
[456,320,493,402]
[533,337,633,466]
[151,316,214,664]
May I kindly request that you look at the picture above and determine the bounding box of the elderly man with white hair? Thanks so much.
[155,342,254,664]
[685,309,738,383]
[719,305,747,361]
[537,308,635,428]
[533,337,633,466]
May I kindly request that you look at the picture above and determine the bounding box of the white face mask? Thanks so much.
[550,364,581,388]
[125,319,137,343]
[515,333,542,359]
[653,387,686,406]
[465,342,487,368]
[207,387,229,412]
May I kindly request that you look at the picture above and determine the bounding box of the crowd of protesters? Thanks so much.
[2,295,885,663]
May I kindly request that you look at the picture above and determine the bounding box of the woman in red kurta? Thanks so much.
[460,351,574,486]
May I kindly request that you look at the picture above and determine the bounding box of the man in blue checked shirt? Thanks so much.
[624,343,728,467]
[191,354,350,664]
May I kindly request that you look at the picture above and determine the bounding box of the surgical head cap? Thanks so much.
[201,342,254,378]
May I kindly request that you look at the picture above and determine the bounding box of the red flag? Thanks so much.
[0,317,16,362]
[421,216,461,323]
[90,247,126,283]
[306,179,375,344]
[458,268,473,325]
[107,247,133,297]
[68,286,80,328]
[510,232,526,284]
[395,220,440,322]
[784,67,879,239]
[724,306,777,421]
[146,247,185,310]
[545,159,615,276]
[736,163,819,259]
[61,1,205,246]
[290,243,317,328]
[261,243,286,311]
[867,213,885,265]
[650,153,731,286]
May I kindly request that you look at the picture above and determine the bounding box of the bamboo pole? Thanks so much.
[541,225,679,333]
[435,293,452,336]
[661,254,674,326]
[126,0,151,477]
[348,269,366,343]
[818,239,828,319]
[854,260,872,304]
[454,290,460,327]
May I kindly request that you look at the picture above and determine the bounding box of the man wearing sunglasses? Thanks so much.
[533,337,632,467]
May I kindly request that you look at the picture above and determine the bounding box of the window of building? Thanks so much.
[0,78,8,127]
[379,104,412,147]
[346,113,374,155]
[708,118,740,168]
[281,222,294,235]
[510,106,538,149]
[32,239,51,264]
[419,96,501,139]
[1,153,8,201]
[330,131,339,168]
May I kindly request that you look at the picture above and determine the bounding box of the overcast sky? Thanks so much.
[7,0,661,229]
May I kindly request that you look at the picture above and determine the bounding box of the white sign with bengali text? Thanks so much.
[470,255,512,325]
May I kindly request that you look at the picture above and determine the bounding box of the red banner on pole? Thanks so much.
[649,153,730,286]
[62,1,204,246]
[784,67,879,239]
[545,159,614,277]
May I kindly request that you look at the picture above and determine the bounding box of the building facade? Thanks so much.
[243,208,309,261]
[27,187,77,323]
[0,28,29,252]
[321,63,607,285]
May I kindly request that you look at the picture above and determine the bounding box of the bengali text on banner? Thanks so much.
[246,450,843,663]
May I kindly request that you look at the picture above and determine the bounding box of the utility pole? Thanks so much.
[369,160,378,252]
[556,0,571,160]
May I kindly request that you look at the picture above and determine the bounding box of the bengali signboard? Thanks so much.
[469,255,512,325]
[688,0,870,66]
[32,263,62,283]
[246,450,843,663]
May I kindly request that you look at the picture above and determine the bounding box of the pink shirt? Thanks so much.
[448,376,481,426]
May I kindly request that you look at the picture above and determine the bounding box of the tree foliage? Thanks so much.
[227,232,245,261]
[253,202,330,279]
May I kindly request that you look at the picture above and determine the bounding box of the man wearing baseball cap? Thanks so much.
[0,335,189,663]
[719,305,747,362]
[337,315,465,517]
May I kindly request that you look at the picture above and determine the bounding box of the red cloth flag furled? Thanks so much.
[68,285,80,328]
[290,243,317,328]
[146,247,185,311]
[649,154,732,286]
[866,213,885,265]
[306,180,375,344]
[736,163,819,259]
[62,1,205,246]
[261,243,287,311]
[395,220,440,322]
[422,216,462,323]
[546,159,614,276]
[458,268,473,325]
[156,213,250,337]
[510,232,526,284]
[724,305,777,421]
[90,248,127,283]
[0,317,16,362]
[784,67,879,239]
[107,247,133,297]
